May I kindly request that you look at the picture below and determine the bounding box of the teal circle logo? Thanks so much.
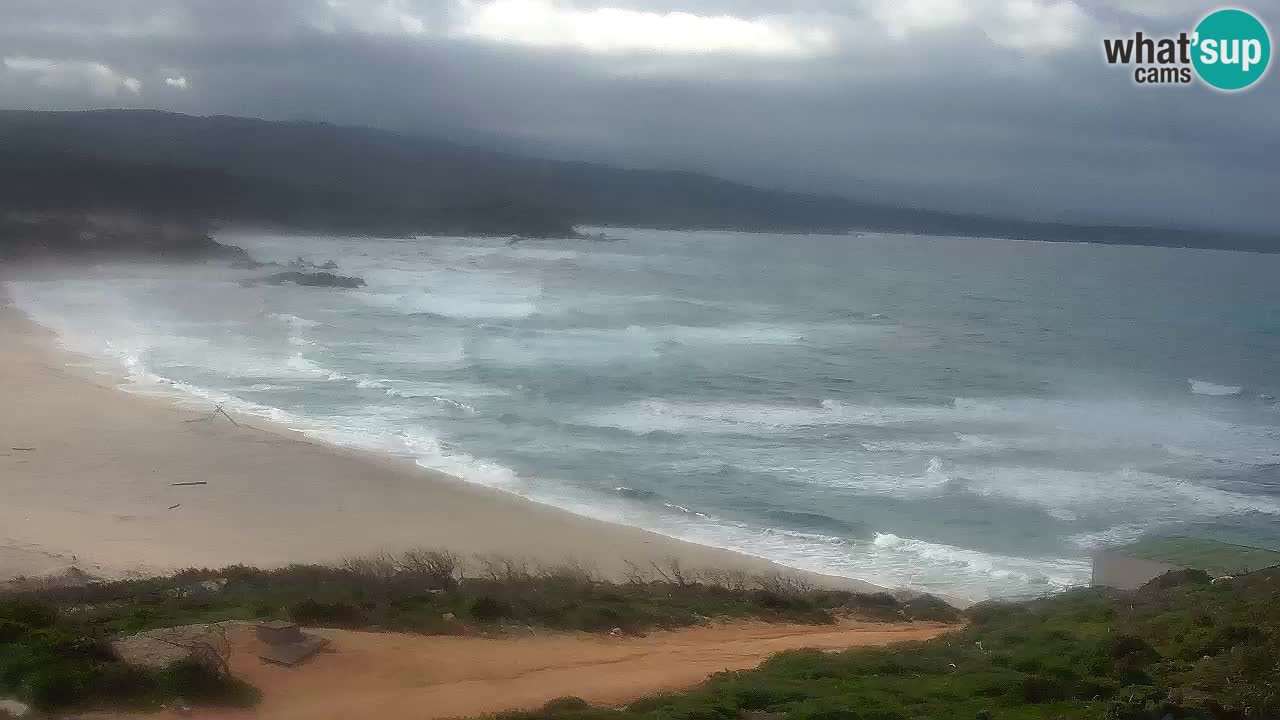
[1193,9,1271,91]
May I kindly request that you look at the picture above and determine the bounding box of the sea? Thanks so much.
[9,228,1280,602]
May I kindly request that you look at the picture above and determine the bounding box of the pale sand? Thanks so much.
[81,620,954,720]
[0,293,881,591]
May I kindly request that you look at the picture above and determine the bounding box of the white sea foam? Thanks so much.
[233,383,303,392]
[868,532,1089,594]
[962,465,1280,523]
[10,228,1280,602]
[584,399,851,434]
[269,312,319,329]
[1189,378,1243,396]
[1066,524,1153,551]
[355,267,543,320]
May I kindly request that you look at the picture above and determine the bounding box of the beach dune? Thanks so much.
[0,296,877,591]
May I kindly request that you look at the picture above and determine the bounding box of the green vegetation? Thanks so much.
[6,552,955,639]
[0,551,953,711]
[8,552,1277,719]
[0,598,256,711]
[496,568,1280,720]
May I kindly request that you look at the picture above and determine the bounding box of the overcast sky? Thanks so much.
[1,0,1276,231]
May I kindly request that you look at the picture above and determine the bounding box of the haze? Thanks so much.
[1,0,1276,232]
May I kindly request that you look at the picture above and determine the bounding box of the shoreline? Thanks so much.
[0,287,886,594]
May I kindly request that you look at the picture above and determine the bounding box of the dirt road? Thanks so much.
[94,619,953,720]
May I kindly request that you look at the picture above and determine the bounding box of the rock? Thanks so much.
[199,578,229,594]
[243,271,366,289]
[0,699,33,719]
[442,612,456,622]
[256,621,304,646]
[0,212,250,264]
[111,624,233,671]
[230,258,274,270]
[609,627,623,637]
[285,257,339,271]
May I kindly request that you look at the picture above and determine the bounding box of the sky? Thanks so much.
[1,0,1276,231]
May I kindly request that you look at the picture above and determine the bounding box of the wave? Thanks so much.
[614,486,662,501]
[960,465,1280,523]
[1189,378,1243,396]
[764,510,870,537]
[624,322,813,346]
[612,486,712,519]
[464,322,830,369]
[383,387,478,413]
[1065,523,1153,550]
[868,532,1090,594]
[581,397,1045,437]
[583,398,888,436]
[356,275,541,319]
[580,481,1087,598]
[232,383,303,392]
[268,312,319,329]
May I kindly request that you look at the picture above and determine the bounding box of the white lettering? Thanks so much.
[1200,38,1219,64]
[1242,39,1262,72]
[1221,38,1239,65]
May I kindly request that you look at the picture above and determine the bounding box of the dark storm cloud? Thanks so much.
[1,0,1276,231]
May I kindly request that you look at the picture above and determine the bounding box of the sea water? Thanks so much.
[10,228,1280,602]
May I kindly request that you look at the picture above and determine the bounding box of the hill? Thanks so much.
[0,109,1274,251]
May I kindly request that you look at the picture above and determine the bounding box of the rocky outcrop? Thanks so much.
[0,211,250,264]
[242,271,366,288]
[284,256,340,271]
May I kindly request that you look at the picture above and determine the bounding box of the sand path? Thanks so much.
[97,620,953,720]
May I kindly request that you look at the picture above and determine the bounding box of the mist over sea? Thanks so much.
[10,228,1280,601]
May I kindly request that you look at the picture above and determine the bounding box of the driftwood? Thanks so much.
[168,503,182,510]
[11,447,36,451]
[184,405,240,427]
[171,482,208,487]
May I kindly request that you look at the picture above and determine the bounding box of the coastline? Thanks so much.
[0,287,883,593]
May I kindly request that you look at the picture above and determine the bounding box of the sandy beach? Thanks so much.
[0,287,878,590]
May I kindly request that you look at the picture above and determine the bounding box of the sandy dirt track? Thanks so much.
[93,620,954,720]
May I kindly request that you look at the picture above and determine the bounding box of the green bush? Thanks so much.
[471,595,514,623]
[540,696,592,712]
[0,599,255,712]
[290,598,362,627]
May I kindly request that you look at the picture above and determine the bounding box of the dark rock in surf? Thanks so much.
[242,271,366,289]
[231,258,278,270]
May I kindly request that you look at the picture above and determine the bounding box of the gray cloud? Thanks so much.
[1,0,1276,231]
